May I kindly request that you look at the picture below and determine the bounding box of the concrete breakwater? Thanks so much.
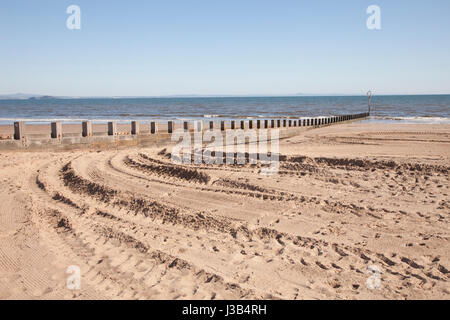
[0,113,369,151]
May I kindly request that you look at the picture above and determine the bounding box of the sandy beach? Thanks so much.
[0,122,448,300]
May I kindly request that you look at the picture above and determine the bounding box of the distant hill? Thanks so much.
[0,93,63,100]
[28,95,58,100]
[0,93,41,100]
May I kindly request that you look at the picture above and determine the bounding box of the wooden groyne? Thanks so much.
[0,113,369,151]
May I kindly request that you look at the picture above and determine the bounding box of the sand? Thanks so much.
[0,122,448,300]
[0,123,149,137]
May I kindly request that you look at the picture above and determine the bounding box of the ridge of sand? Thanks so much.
[0,123,448,299]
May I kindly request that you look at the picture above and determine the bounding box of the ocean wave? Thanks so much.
[371,116,450,124]
[203,114,222,118]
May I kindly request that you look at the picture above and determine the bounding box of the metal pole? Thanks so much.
[367,90,372,114]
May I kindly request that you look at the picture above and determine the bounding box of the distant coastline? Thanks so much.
[1,93,450,100]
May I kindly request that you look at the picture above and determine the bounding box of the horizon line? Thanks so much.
[1,92,450,99]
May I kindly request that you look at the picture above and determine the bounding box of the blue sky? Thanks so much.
[1,0,449,96]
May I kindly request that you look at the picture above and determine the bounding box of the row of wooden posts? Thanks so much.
[13,112,369,140]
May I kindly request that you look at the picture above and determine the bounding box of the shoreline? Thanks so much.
[0,115,449,129]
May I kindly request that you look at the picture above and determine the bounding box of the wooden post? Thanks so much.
[131,121,140,135]
[51,121,62,139]
[150,121,158,134]
[183,121,189,132]
[231,121,236,129]
[14,121,26,141]
[82,121,92,137]
[168,121,174,133]
[209,121,214,130]
[108,121,117,136]
[221,121,225,131]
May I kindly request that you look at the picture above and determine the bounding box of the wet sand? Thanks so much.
[0,123,448,299]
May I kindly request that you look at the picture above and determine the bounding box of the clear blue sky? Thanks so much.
[1,0,449,96]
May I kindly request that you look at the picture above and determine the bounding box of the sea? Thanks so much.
[0,95,449,125]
